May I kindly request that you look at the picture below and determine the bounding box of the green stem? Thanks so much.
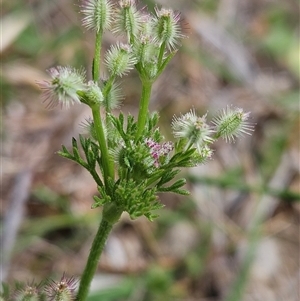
[135,81,152,140]
[93,31,102,82]
[76,205,122,301]
[91,105,114,182]
[76,219,113,301]
[88,168,103,188]
[103,74,116,115]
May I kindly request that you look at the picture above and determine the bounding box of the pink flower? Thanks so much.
[145,138,174,167]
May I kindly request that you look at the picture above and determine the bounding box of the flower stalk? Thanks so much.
[135,81,153,140]
[93,31,103,82]
[91,104,114,181]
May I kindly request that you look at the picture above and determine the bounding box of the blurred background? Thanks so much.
[1,0,299,300]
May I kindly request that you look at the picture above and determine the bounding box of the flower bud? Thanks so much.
[212,106,254,142]
[105,43,137,77]
[81,0,113,32]
[37,66,86,109]
[86,80,104,105]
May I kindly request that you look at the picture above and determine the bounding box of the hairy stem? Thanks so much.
[76,204,122,300]
[75,219,113,301]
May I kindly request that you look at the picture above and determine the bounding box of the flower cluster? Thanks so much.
[145,138,174,167]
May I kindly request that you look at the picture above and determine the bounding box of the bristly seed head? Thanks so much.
[37,66,86,109]
[105,43,137,77]
[14,281,40,301]
[212,106,254,143]
[45,273,77,301]
[153,7,184,50]
[112,0,142,41]
[81,0,114,32]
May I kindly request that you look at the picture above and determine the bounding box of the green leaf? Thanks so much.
[92,195,109,208]
[61,144,70,155]
[86,148,96,168]
[172,188,190,195]
[157,169,180,186]
[157,178,188,194]
[57,149,73,160]
[79,134,87,150]
[71,137,81,160]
